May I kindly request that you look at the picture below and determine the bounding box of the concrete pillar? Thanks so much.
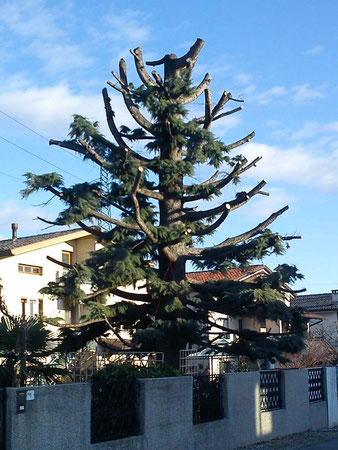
[325,366,338,427]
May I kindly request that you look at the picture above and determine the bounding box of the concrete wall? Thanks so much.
[5,369,335,450]
[6,383,91,450]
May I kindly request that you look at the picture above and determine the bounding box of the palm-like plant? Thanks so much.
[0,299,67,386]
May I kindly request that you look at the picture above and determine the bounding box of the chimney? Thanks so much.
[11,223,18,240]
[332,290,338,303]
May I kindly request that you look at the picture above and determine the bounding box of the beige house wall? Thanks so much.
[0,234,96,322]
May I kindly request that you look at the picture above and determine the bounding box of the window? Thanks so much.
[29,299,36,317]
[38,299,44,316]
[18,264,42,276]
[62,251,73,273]
[223,316,230,339]
[258,318,267,333]
[238,319,243,331]
[21,298,27,317]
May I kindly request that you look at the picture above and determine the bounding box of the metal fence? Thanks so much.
[179,349,235,376]
[91,377,140,443]
[193,374,223,424]
[62,350,164,383]
[260,370,282,411]
[308,368,325,402]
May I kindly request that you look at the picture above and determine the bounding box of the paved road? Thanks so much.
[301,437,338,449]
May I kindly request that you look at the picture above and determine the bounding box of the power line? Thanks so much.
[0,110,49,142]
[0,109,96,168]
[0,170,21,181]
[0,135,85,182]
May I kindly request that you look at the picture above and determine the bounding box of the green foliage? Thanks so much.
[22,41,306,366]
[91,362,182,382]
[0,315,67,387]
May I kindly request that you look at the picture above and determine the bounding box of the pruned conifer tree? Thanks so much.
[22,39,305,367]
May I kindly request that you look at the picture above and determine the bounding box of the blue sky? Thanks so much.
[0,0,337,293]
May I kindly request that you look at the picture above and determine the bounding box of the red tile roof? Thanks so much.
[186,265,268,283]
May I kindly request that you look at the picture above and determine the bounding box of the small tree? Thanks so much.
[0,295,65,386]
[22,39,305,367]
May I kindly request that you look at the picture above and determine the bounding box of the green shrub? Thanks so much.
[91,362,182,382]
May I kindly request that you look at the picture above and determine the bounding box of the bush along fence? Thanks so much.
[3,366,338,450]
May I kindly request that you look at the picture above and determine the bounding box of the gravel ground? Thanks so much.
[236,427,338,449]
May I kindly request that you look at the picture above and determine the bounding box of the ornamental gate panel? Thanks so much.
[91,378,140,443]
[308,368,325,402]
[193,374,223,424]
[260,370,282,411]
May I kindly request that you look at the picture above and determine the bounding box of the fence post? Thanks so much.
[325,366,338,427]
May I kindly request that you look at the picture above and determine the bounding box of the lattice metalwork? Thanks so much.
[260,370,282,411]
[64,350,164,382]
[193,374,223,424]
[91,377,140,443]
[179,349,234,376]
[308,368,325,402]
[98,166,113,231]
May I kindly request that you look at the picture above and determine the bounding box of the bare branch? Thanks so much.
[102,88,150,164]
[151,70,165,88]
[118,59,154,133]
[78,138,106,166]
[102,313,134,348]
[203,88,212,130]
[138,187,163,200]
[179,73,211,104]
[227,132,255,150]
[130,46,156,87]
[193,209,230,237]
[212,91,233,116]
[110,288,152,303]
[76,221,106,239]
[50,139,105,167]
[174,38,205,68]
[185,206,289,257]
[212,106,243,122]
[106,81,126,95]
[213,205,289,248]
[131,168,158,243]
[46,255,72,269]
[201,171,220,185]
[238,156,262,175]
[183,159,247,203]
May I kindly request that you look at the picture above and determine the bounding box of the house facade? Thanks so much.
[0,225,296,355]
[186,265,295,345]
[0,225,97,323]
[293,291,338,346]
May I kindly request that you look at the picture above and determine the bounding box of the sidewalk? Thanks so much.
[237,427,338,449]
[302,437,338,449]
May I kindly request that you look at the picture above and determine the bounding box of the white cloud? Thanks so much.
[0,1,91,74]
[0,200,52,236]
[238,187,297,219]
[106,10,151,43]
[240,141,338,192]
[291,83,326,103]
[292,120,338,140]
[233,73,252,84]
[243,83,326,105]
[0,77,140,139]
[304,45,323,56]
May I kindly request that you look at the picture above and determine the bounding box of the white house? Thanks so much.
[0,224,97,323]
[187,265,295,343]
[293,291,337,346]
